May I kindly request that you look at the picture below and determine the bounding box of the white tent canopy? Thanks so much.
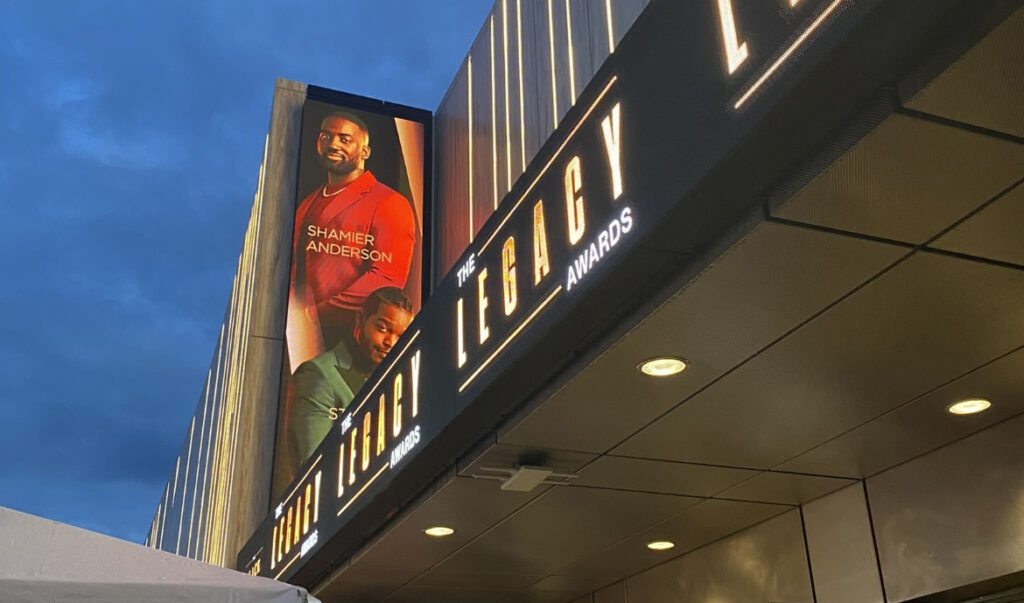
[0,506,318,602]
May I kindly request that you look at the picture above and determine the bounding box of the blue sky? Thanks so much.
[0,0,491,544]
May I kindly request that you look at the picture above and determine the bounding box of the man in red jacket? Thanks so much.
[288,112,416,366]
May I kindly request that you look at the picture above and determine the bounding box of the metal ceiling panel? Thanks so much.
[625,510,814,603]
[573,455,758,497]
[550,498,790,585]
[314,475,548,600]
[426,486,692,578]
[316,579,398,603]
[716,470,856,505]
[500,222,907,454]
[903,8,1024,138]
[778,346,1024,477]
[931,181,1024,267]
[614,251,1024,469]
[775,114,1024,244]
[457,442,597,478]
[382,585,537,603]
[802,484,886,603]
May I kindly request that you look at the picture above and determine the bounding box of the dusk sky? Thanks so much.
[0,1,491,544]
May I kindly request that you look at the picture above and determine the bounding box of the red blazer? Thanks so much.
[292,170,416,325]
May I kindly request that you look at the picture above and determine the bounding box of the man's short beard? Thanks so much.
[321,155,358,176]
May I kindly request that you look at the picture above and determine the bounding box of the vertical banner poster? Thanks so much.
[272,94,429,498]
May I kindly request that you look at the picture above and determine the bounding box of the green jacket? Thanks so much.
[287,336,371,475]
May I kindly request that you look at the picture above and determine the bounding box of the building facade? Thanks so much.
[149,1,1024,601]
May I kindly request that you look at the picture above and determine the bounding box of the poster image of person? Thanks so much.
[286,109,419,371]
[282,287,414,489]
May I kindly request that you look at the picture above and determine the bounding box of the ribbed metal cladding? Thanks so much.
[433,0,651,279]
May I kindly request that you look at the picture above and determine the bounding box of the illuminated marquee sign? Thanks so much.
[241,77,635,582]
[241,0,912,585]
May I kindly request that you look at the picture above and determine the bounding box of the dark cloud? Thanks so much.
[0,0,492,543]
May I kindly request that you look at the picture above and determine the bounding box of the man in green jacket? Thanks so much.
[286,286,414,478]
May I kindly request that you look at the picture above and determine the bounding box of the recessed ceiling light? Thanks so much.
[947,398,991,415]
[424,526,455,537]
[638,357,687,377]
[646,540,675,551]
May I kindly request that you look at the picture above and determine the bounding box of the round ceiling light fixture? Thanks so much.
[646,540,675,551]
[638,356,688,377]
[946,398,991,416]
[423,526,455,537]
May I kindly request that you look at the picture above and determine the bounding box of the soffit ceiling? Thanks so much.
[315,9,1023,602]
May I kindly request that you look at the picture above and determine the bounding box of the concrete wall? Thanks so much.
[144,79,304,568]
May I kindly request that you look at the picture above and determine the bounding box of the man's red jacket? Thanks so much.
[291,170,416,324]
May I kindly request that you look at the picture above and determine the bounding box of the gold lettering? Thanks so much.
[271,525,278,568]
[337,443,345,497]
[502,236,517,315]
[292,493,302,544]
[278,517,286,559]
[478,268,490,343]
[533,200,550,284]
[348,428,358,486]
[411,350,421,417]
[392,374,403,437]
[564,156,585,244]
[601,103,623,200]
[313,470,321,522]
[286,506,294,552]
[362,411,372,471]
[716,0,749,74]
[376,396,387,456]
[303,484,312,533]
[456,298,468,368]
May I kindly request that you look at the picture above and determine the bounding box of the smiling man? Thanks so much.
[284,287,414,481]
[290,111,416,359]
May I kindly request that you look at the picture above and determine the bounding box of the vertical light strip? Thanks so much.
[547,0,558,127]
[148,512,158,548]
[605,0,615,51]
[565,0,577,101]
[198,370,214,561]
[176,417,195,555]
[205,326,226,563]
[189,373,210,559]
[170,456,180,516]
[490,17,499,210]
[502,0,512,190]
[223,249,249,566]
[157,485,168,549]
[218,261,242,565]
[467,56,474,239]
[516,0,526,170]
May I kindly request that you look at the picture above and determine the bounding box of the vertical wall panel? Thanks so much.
[520,0,548,174]
[435,61,470,276]
[469,29,495,238]
[568,0,599,100]
[626,510,815,603]
[868,411,1024,602]
[594,580,626,603]
[803,483,885,603]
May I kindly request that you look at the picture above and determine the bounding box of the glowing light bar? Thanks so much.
[459,286,563,392]
[478,76,618,254]
[734,0,845,109]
